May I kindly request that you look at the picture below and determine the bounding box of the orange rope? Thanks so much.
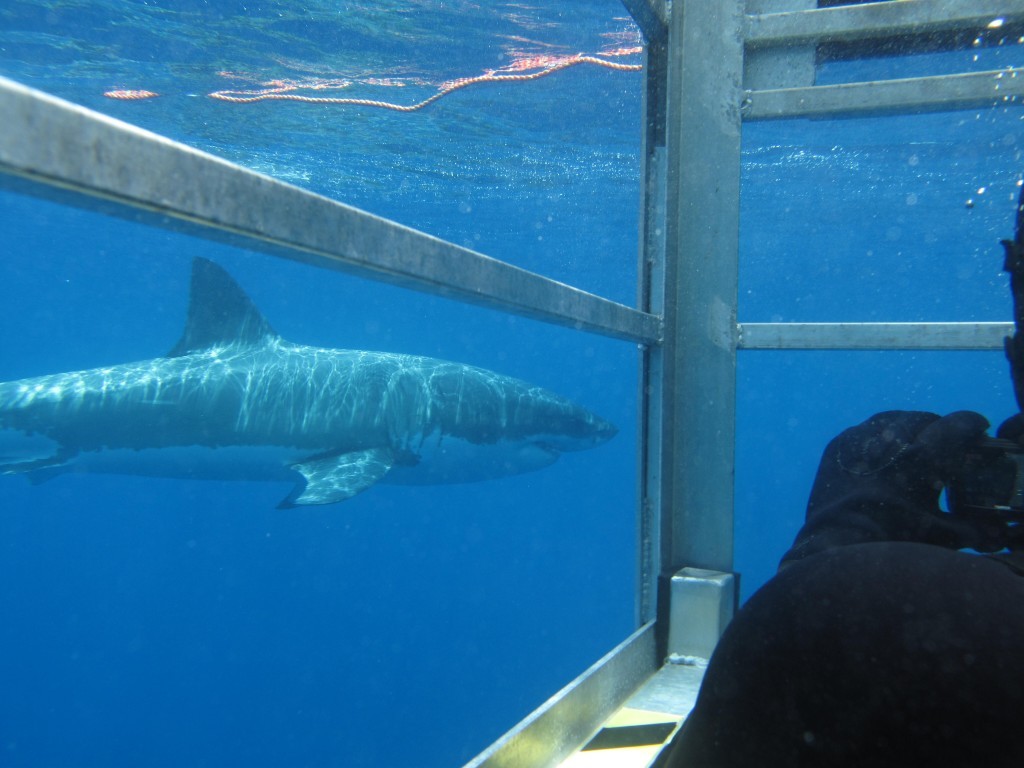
[208,54,642,111]
[104,89,160,100]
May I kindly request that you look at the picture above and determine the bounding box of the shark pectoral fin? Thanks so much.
[26,465,69,485]
[1,450,75,483]
[280,448,394,508]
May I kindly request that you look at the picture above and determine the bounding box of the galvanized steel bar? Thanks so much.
[463,623,658,768]
[636,37,669,626]
[0,76,660,346]
[738,321,1013,350]
[744,67,1024,121]
[746,0,1024,48]
[660,1,744,576]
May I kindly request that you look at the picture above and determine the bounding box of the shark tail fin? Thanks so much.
[169,258,278,356]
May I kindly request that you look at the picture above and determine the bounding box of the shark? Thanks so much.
[0,258,616,507]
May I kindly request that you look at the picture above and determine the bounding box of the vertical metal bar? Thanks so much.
[636,36,669,626]
[659,1,744,576]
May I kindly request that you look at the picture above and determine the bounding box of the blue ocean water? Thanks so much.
[0,2,1022,767]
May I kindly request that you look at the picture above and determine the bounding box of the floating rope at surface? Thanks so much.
[206,52,642,112]
[103,89,160,100]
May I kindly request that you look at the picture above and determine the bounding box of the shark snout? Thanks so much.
[590,416,618,445]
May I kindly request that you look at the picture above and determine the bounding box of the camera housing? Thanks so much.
[947,437,1024,519]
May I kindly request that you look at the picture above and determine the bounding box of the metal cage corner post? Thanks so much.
[658,1,745,581]
[649,0,1023,665]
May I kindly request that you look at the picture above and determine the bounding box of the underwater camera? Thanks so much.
[947,437,1024,522]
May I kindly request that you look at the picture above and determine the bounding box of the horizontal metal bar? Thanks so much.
[746,0,1024,49]
[620,0,668,43]
[463,622,658,768]
[0,76,661,346]
[738,321,1013,350]
[743,67,1024,120]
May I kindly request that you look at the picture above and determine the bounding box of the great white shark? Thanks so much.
[0,258,616,507]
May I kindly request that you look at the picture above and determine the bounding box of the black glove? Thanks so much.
[780,411,1011,567]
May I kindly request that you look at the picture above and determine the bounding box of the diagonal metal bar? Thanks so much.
[0,76,661,346]
[463,623,658,768]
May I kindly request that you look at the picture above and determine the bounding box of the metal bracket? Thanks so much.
[666,567,737,662]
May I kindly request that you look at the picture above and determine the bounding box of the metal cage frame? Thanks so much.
[1,1,1021,766]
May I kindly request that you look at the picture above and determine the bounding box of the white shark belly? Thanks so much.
[66,445,307,482]
[0,428,561,489]
[384,432,560,485]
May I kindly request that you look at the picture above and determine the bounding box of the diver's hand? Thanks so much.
[812,411,987,514]
[780,411,1000,567]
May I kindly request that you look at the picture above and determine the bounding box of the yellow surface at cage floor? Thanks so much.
[558,706,684,768]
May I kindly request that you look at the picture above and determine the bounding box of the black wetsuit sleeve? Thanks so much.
[780,490,999,564]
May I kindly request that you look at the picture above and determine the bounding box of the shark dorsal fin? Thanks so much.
[169,257,277,356]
